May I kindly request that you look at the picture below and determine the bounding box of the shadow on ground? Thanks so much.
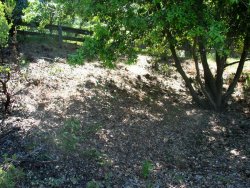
[18,35,78,62]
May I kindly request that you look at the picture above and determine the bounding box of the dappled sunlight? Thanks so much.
[124,107,164,122]
[211,125,226,134]
[208,136,216,142]
[229,149,247,160]
[230,149,240,157]
[96,129,114,143]
[126,55,151,75]
[208,115,227,133]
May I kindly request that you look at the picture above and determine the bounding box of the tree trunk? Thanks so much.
[166,29,203,106]
[0,48,4,64]
[215,52,226,109]
[192,39,216,109]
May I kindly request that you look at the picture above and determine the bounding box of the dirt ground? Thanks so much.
[0,40,250,187]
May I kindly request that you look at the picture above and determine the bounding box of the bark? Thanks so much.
[198,39,217,97]
[215,52,227,109]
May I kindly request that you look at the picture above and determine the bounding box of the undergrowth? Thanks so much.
[0,156,24,188]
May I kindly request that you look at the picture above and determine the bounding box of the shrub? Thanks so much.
[142,160,153,179]
[0,163,24,188]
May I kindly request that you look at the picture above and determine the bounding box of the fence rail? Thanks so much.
[17,22,92,47]
[17,30,86,43]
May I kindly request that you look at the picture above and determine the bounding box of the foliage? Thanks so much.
[56,118,102,152]
[3,0,16,21]
[0,1,11,48]
[0,156,24,188]
[23,0,78,28]
[45,177,65,187]
[142,160,153,179]
[0,66,11,74]
[57,118,81,151]
[68,49,85,65]
[86,179,100,188]
[23,0,63,26]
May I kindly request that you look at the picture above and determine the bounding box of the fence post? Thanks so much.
[58,25,62,48]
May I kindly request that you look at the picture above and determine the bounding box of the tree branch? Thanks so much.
[223,31,250,101]
[224,58,250,68]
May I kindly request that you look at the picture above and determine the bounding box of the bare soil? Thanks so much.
[0,40,250,187]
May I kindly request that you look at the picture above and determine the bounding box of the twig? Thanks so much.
[4,157,59,165]
[39,57,54,61]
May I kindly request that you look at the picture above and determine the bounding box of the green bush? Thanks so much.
[86,179,100,188]
[0,1,11,48]
[142,160,153,179]
[56,118,103,154]
[68,50,85,65]
[0,163,24,188]
[57,118,82,151]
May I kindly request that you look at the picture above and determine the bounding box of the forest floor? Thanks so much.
[0,39,250,187]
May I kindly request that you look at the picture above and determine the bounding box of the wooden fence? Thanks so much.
[17,22,92,47]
